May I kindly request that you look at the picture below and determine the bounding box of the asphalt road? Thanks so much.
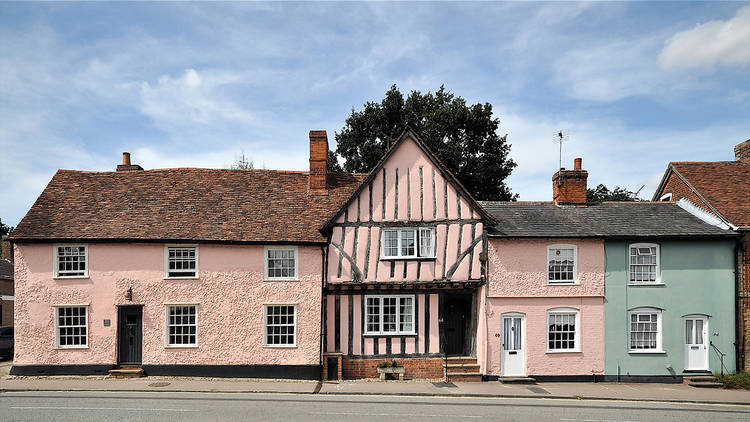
[1,391,749,421]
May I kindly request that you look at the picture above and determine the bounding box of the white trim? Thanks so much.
[54,305,89,349]
[628,243,661,285]
[628,307,663,353]
[546,244,578,285]
[263,303,297,348]
[380,227,436,259]
[676,198,734,230]
[263,246,299,281]
[0,295,14,301]
[53,244,89,279]
[165,303,199,348]
[659,193,673,202]
[163,245,199,279]
[546,307,580,353]
[364,294,417,335]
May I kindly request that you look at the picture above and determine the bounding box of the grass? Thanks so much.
[714,372,750,390]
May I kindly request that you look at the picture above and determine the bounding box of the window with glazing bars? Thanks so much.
[167,305,197,346]
[547,246,575,283]
[630,312,659,350]
[629,245,658,283]
[365,295,414,334]
[166,247,197,278]
[56,306,88,348]
[547,312,576,350]
[381,228,434,258]
[266,248,296,279]
[265,305,296,346]
[56,246,87,277]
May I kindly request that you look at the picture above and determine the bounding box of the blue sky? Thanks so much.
[1,2,749,226]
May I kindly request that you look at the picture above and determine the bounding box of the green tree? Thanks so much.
[332,85,517,200]
[586,184,642,202]
[0,218,12,237]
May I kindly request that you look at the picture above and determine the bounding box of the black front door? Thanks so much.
[118,306,142,365]
[444,296,471,355]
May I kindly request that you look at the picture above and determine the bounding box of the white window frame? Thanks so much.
[546,308,580,353]
[659,193,673,202]
[546,244,578,284]
[164,245,199,279]
[380,227,435,259]
[165,303,199,348]
[364,294,416,335]
[628,243,661,285]
[53,244,89,278]
[264,303,298,348]
[264,246,299,281]
[54,305,89,349]
[628,307,663,353]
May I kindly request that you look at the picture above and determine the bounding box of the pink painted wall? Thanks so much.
[484,297,605,376]
[487,238,605,297]
[327,135,485,283]
[13,243,322,366]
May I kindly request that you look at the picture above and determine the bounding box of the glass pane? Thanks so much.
[695,319,703,344]
[513,318,522,350]
[685,319,693,344]
[503,318,511,350]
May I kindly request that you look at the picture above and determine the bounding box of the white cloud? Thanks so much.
[659,6,750,70]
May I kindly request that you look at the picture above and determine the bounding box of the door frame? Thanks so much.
[683,314,709,371]
[117,305,143,365]
[501,312,526,377]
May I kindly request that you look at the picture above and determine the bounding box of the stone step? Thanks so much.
[108,367,144,378]
[689,381,723,388]
[687,376,715,383]
[500,377,537,384]
[446,372,483,382]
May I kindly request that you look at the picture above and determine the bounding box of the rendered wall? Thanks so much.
[604,239,736,377]
[13,243,322,367]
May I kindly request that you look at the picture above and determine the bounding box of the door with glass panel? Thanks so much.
[684,315,708,371]
[501,314,525,377]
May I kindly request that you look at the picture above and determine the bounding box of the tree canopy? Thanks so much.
[331,85,517,201]
[0,218,12,237]
[586,184,642,202]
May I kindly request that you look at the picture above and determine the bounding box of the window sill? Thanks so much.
[264,345,298,349]
[264,278,299,282]
[628,283,665,287]
[628,350,666,354]
[547,282,579,286]
[546,350,581,354]
[165,345,199,349]
[163,276,199,280]
[54,276,90,280]
[363,333,417,337]
[379,257,436,262]
[55,346,89,350]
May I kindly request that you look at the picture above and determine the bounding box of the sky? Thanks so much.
[1,1,750,227]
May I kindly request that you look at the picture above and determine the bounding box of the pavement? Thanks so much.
[1,360,749,406]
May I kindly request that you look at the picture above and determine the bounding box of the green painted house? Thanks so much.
[603,204,738,382]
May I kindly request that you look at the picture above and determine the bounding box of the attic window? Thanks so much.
[659,193,673,202]
[165,246,198,279]
[54,245,88,278]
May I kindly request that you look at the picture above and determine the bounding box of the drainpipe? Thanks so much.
[735,238,744,372]
[320,245,327,381]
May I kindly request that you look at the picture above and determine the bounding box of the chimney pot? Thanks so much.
[574,157,582,170]
[309,130,329,195]
[735,139,750,163]
[116,152,143,171]
[122,152,131,166]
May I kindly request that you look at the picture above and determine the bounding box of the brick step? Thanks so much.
[689,381,723,388]
[446,372,483,382]
[108,367,144,378]
[500,377,537,384]
[443,363,480,370]
[446,356,478,365]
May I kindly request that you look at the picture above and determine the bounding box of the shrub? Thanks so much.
[714,372,750,390]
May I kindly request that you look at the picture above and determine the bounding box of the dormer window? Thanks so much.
[381,228,435,259]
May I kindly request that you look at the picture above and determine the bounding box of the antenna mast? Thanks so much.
[553,130,570,171]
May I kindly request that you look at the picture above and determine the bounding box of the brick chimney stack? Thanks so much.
[735,139,750,163]
[1,235,12,262]
[309,130,328,195]
[116,152,144,171]
[553,157,588,205]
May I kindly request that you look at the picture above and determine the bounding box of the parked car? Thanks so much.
[0,326,13,360]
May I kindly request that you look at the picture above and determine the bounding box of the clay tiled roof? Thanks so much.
[479,201,735,238]
[668,161,750,227]
[12,169,365,244]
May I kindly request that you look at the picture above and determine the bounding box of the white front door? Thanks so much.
[501,315,525,377]
[684,316,708,371]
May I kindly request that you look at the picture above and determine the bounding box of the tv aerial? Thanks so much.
[553,129,570,171]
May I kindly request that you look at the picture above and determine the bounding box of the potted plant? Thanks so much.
[376,360,404,381]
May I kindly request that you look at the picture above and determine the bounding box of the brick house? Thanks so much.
[1,236,13,326]
[652,139,750,370]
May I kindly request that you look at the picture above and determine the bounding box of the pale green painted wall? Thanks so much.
[604,239,736,377]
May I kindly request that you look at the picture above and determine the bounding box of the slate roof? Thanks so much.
[657,161,750,228]
[479,201,736,238]
[12,169,365,244]
[0,259,12,280]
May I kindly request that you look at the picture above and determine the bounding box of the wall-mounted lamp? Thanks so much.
[126,287,133,301]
